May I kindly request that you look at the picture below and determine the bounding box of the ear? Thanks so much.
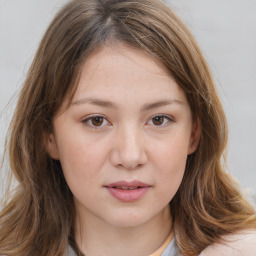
[188,120,201,155]
[44,132,60,160]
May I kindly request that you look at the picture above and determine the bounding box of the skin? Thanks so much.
[46,44,200,256]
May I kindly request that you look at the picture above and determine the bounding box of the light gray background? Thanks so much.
[1,0,256,199]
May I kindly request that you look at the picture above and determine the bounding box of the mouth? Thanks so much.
[111,186,143,190]
[105,180,151,189]
[104,180,151,202]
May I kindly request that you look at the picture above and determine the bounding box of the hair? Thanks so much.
[1,0,256,255]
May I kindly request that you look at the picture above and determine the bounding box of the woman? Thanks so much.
[1,0,256,255]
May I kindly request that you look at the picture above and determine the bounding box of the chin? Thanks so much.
[104,210,155,229]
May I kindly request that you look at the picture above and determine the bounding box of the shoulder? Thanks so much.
[199,229,256,256]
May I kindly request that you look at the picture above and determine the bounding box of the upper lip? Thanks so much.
[105,180,151,188]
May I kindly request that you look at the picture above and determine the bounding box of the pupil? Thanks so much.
[92,117,103,126]
[153,116,164,125]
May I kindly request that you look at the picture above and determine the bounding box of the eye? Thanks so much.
[82,115,110,128]
[147,115,173,126]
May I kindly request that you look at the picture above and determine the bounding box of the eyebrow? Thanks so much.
[71,97,185,110]
[72,98,117,108]
[141,99,185,111]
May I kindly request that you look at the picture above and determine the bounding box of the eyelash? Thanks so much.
[82,114,174,128]
[147,115,174,127]
[82,115,110,128]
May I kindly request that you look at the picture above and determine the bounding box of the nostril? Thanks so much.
[109,134,148,169]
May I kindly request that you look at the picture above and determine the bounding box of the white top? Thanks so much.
[66,229,256,256]
[199,229,256,256]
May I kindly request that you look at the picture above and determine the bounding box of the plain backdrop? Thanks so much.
[1,0,256,200]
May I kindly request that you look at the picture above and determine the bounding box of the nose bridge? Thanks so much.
[112,123,147,169]
[122,124,141,154]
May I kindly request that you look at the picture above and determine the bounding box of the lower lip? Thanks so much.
[105,187,150,202]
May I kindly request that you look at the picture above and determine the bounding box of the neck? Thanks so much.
[74,205,173,256]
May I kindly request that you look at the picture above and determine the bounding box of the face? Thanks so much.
[47,44,200,229]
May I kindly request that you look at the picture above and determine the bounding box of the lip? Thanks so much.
[104,180,151,202]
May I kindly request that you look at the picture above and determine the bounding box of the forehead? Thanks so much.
[81,43,166,75]
[72,43,188,105]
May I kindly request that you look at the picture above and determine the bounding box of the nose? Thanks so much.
[110,125,148,170]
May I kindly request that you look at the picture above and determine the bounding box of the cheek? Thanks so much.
[153,133,190,168]
[56,134,109,186]
[154,147,187,204]
[150,133,190,189]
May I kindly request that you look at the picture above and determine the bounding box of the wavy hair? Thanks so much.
[1,0,256,255]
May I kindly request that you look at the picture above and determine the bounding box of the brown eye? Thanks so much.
[152,116,165,126]
[91,116,104,126]
[148,115,172,126]
[82,115,109,128]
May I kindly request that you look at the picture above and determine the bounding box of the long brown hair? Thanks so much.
[1,0,256,255]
